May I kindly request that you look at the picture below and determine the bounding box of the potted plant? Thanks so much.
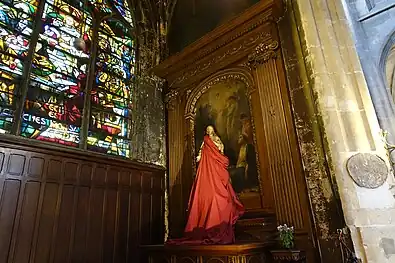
[277,224,294,249]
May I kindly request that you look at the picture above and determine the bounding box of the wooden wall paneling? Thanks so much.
[36,182,59,262]
[141,171,152,245]
[4,152,26,263]
[151,171,164,244]
[85,166,106,263]
[117,169,131,262]
[54,185,76,262]
[129,169,142,261]
[0,140,165,263]
[11,152,39,263]
[13,181,40,263]
[0,179,20,262]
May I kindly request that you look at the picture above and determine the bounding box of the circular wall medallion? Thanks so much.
[346,153,388,189]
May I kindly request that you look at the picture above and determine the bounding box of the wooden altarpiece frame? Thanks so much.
[155,2,316,259]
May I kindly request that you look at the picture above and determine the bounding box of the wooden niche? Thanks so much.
[155,0,316,260]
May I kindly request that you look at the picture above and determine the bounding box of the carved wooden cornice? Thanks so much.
[170,32,272,89]
[152,0,284,89]
[248,40,279,68]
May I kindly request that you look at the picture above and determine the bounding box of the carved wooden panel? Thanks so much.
[0,141,165,263]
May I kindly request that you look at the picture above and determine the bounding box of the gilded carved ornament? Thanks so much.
[248,40,279,68]
[169,32,272,88]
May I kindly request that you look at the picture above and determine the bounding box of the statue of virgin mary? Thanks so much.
[167,125,244,245]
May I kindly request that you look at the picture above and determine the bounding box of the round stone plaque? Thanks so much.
[346,153,388,189]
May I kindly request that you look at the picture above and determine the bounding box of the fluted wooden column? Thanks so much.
[248,39,312,235]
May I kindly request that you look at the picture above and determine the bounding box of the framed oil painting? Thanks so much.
[194,78,260,194]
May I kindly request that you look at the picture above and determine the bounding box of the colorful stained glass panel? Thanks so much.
[22,0,91,146]
[88,19,134,158]
[112,0,133,26]
[0,70,18,133]
[87,0,133,26]
[88,0,112,14]
[0,0,38,133]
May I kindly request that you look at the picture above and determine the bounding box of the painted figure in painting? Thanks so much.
[229,133,258,192]
[167,125,244,245]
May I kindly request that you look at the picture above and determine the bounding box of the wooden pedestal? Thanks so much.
[141,242,272,263]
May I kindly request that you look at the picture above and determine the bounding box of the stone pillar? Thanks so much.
[290,0,395,262]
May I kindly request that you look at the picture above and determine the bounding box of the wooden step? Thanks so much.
[236,213,277,242]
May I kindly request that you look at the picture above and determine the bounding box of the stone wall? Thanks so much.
[289,0,395,262]
[343,0,395,144]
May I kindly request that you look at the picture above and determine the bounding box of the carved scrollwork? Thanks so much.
[248,40,279,68]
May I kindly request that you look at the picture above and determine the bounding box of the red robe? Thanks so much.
[167,135,244,245]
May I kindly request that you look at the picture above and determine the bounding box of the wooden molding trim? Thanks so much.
[0,134,165,172]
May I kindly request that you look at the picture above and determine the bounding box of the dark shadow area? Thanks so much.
[168,0,260,54]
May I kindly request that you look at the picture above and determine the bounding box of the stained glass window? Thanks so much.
[0,0,137,159]
[0,0,38,133]
[87,19,135,157]
[21,0,92,147]
[88,0,112,14]
[112,0,133,26]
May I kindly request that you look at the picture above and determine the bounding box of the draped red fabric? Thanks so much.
[167,135,244,245]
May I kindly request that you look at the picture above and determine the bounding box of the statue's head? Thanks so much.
[206,125,215,136]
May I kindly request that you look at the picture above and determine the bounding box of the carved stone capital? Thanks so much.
[248,40,279,67]
[164,89,179,110]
